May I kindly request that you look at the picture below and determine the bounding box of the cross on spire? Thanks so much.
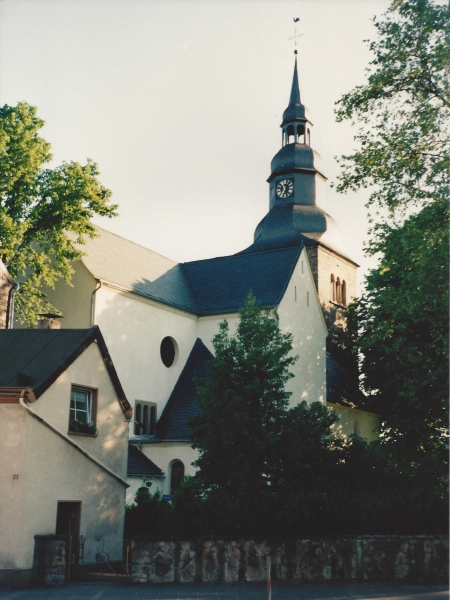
[289,17,303,56]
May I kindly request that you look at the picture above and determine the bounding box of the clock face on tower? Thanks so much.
[276,179,294,198]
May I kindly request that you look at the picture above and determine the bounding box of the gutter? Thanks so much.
[90,279,102,326]
[19,395,129,488]
[5,280,19,329]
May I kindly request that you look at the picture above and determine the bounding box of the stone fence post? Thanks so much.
[32,534,69,586]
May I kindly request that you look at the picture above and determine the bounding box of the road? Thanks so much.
[0,582,448,600]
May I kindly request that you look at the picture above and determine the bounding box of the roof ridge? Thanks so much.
[181,243,304,267]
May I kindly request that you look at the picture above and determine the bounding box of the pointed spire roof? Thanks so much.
[288,56,301,106]
[282,56,310,126]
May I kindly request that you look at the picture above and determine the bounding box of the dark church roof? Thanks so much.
[155,338,213,441]
[0,327,131,415]
[127,443,164,478]
[132,245,303,316]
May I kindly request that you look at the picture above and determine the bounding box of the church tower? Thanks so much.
[240,56,358,309]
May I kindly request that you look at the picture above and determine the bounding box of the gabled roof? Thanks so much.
[155,338,213,441]
[70,226,177,291]
[127,444,164,478]
[140,245,303,316]
[0,327,131,416]
[326,352,375,413]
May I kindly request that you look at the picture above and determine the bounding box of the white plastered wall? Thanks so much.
[137,442,199,498]
[329,404,380,442]
[34,260,95,329]
[93,285,198,424]
[30,342,128,479]
[0,405,27,571]
[14,410,126,570]
[277,248,327,407]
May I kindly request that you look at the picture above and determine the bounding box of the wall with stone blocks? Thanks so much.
[131,537,448,585]
[32,535,68,586]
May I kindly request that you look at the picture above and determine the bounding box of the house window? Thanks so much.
[330,274,335,302]
[69,386,97,435]
[342,280,347,307]
[170,460,185,494]
[134,400,157,436]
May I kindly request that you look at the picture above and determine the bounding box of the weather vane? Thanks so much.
[289,17,303,55]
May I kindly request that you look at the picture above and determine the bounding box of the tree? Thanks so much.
[0,102,117,326]
[349,200,448,454]
[335,0,449,457]
[334,0,449,217]
[189,294,298,535]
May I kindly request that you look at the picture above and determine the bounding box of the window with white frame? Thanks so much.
[69,386,97,435]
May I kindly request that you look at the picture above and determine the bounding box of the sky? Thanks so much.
[0,0,391,288]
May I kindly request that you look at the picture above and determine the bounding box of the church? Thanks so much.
[44,56,380,503]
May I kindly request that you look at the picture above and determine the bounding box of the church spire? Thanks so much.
[288,55,301,107]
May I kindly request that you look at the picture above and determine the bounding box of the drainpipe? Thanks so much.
[5,280,19,329]
[90,280,102,327]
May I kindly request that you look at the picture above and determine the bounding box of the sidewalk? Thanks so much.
[0,582,448,600]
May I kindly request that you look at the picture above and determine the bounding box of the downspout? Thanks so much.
[5,280,19,329]
[90,280,102,327]
[19,395,129,488]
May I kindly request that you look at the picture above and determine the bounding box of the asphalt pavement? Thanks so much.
[0,583,448,600]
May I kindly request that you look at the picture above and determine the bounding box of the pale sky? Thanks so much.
[0,0,391,287]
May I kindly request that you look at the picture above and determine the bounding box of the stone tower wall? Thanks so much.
[306,245,357,308]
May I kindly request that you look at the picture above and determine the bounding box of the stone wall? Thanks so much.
[131,537,448,585]
[306,245,357,308]
[32,535,69,586]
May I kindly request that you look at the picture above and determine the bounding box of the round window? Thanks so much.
[160,336,177,368]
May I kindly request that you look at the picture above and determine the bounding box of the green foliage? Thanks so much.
[334,0,448,493]
[348,199,449,455]
[335,0,449,217]
[125,489,174,538]
[0,102,117,326]
[190,295,297,490]
[322,303,358,381]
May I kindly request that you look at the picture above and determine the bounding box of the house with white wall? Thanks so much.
[0,326,131,587]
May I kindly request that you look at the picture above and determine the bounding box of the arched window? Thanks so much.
[336,277,342,304]
[170,461,185,494]
[297,124,305,144]
[342,280,347,307]
[330,274,335,302]
[354,420,361,437]
[150,406,156,435]
[142,405,149,434]
[307,129,311,146]
[135,403,141,435]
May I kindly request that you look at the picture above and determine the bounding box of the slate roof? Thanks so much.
[127,444,164,478]
[138,245,303,316]
[69,226,177,291]
[0,327,131,415]
[155,338,214,441]
[326,352,375,413]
